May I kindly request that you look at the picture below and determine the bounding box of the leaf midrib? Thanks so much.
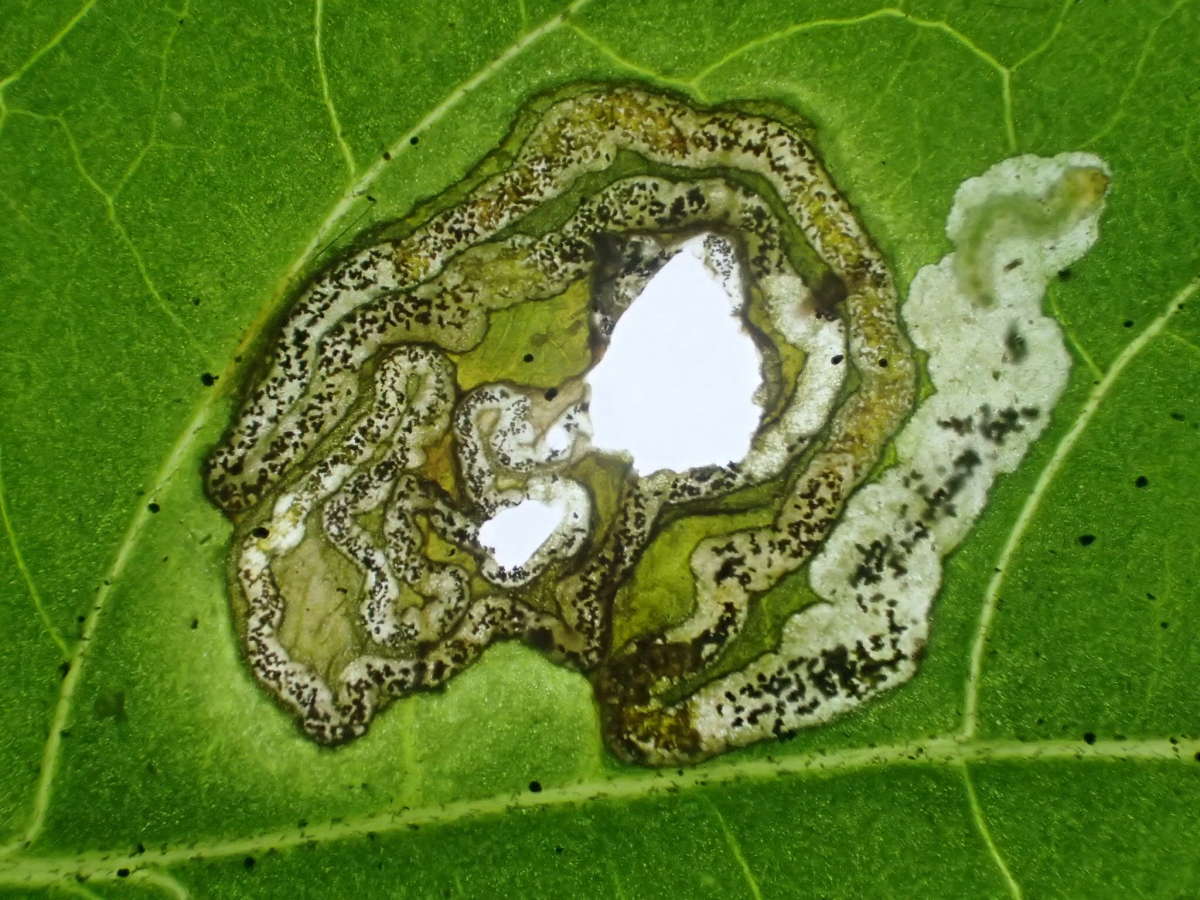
[0,735,1195,887]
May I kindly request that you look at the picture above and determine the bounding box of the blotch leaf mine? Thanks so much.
[1,3,1197,896]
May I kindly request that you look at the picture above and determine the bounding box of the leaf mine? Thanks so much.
[205,85,1108,765]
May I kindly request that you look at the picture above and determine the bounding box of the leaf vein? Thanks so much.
[313,0,357,179]
[1164,330,1200,358]
[961,274,1200,738]
[0,446,70,658]
[1048,292,1104,379]
[682,7,1017,151]
[8,108,203,357]
[113,1,191,199]
[131,867,191,900]
[1081,0,1197,149]
[0,736,1194,888]
[0,400,216,858]
[707,798,763,900]
[0,0,99,95]
[568,24,692,94]
[961,762,1023,900]
[1010,0,1075,71]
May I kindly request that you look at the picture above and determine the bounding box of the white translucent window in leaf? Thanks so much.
[587,232,763,474]
[478,498,566,569]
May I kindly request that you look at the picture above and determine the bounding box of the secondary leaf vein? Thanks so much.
[0,0,99,106]
[568,24,692,94]
[1081,0,1197,149]
[0,447,70,658]
[313,0,357,179]
[707,799,764,900]
[961,274,1200,738]
[961,762,1023,900]
[681,7,1017,151]
[8,109,204,357]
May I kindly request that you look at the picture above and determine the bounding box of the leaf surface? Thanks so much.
[1,0,1198,896]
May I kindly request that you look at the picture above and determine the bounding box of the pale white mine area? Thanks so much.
[690,152,1111,748]
[478,233,764,569]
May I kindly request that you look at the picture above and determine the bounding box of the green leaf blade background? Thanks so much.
[1,0,1197,895]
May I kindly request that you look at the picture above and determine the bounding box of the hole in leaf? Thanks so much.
[479,498,566,569]
[586,234,762,475]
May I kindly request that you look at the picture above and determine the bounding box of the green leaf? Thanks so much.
[1,0,1198,896]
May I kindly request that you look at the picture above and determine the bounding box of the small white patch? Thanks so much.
[480,497,567,569]
[544,423,572,454]
[586,233,763,475]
